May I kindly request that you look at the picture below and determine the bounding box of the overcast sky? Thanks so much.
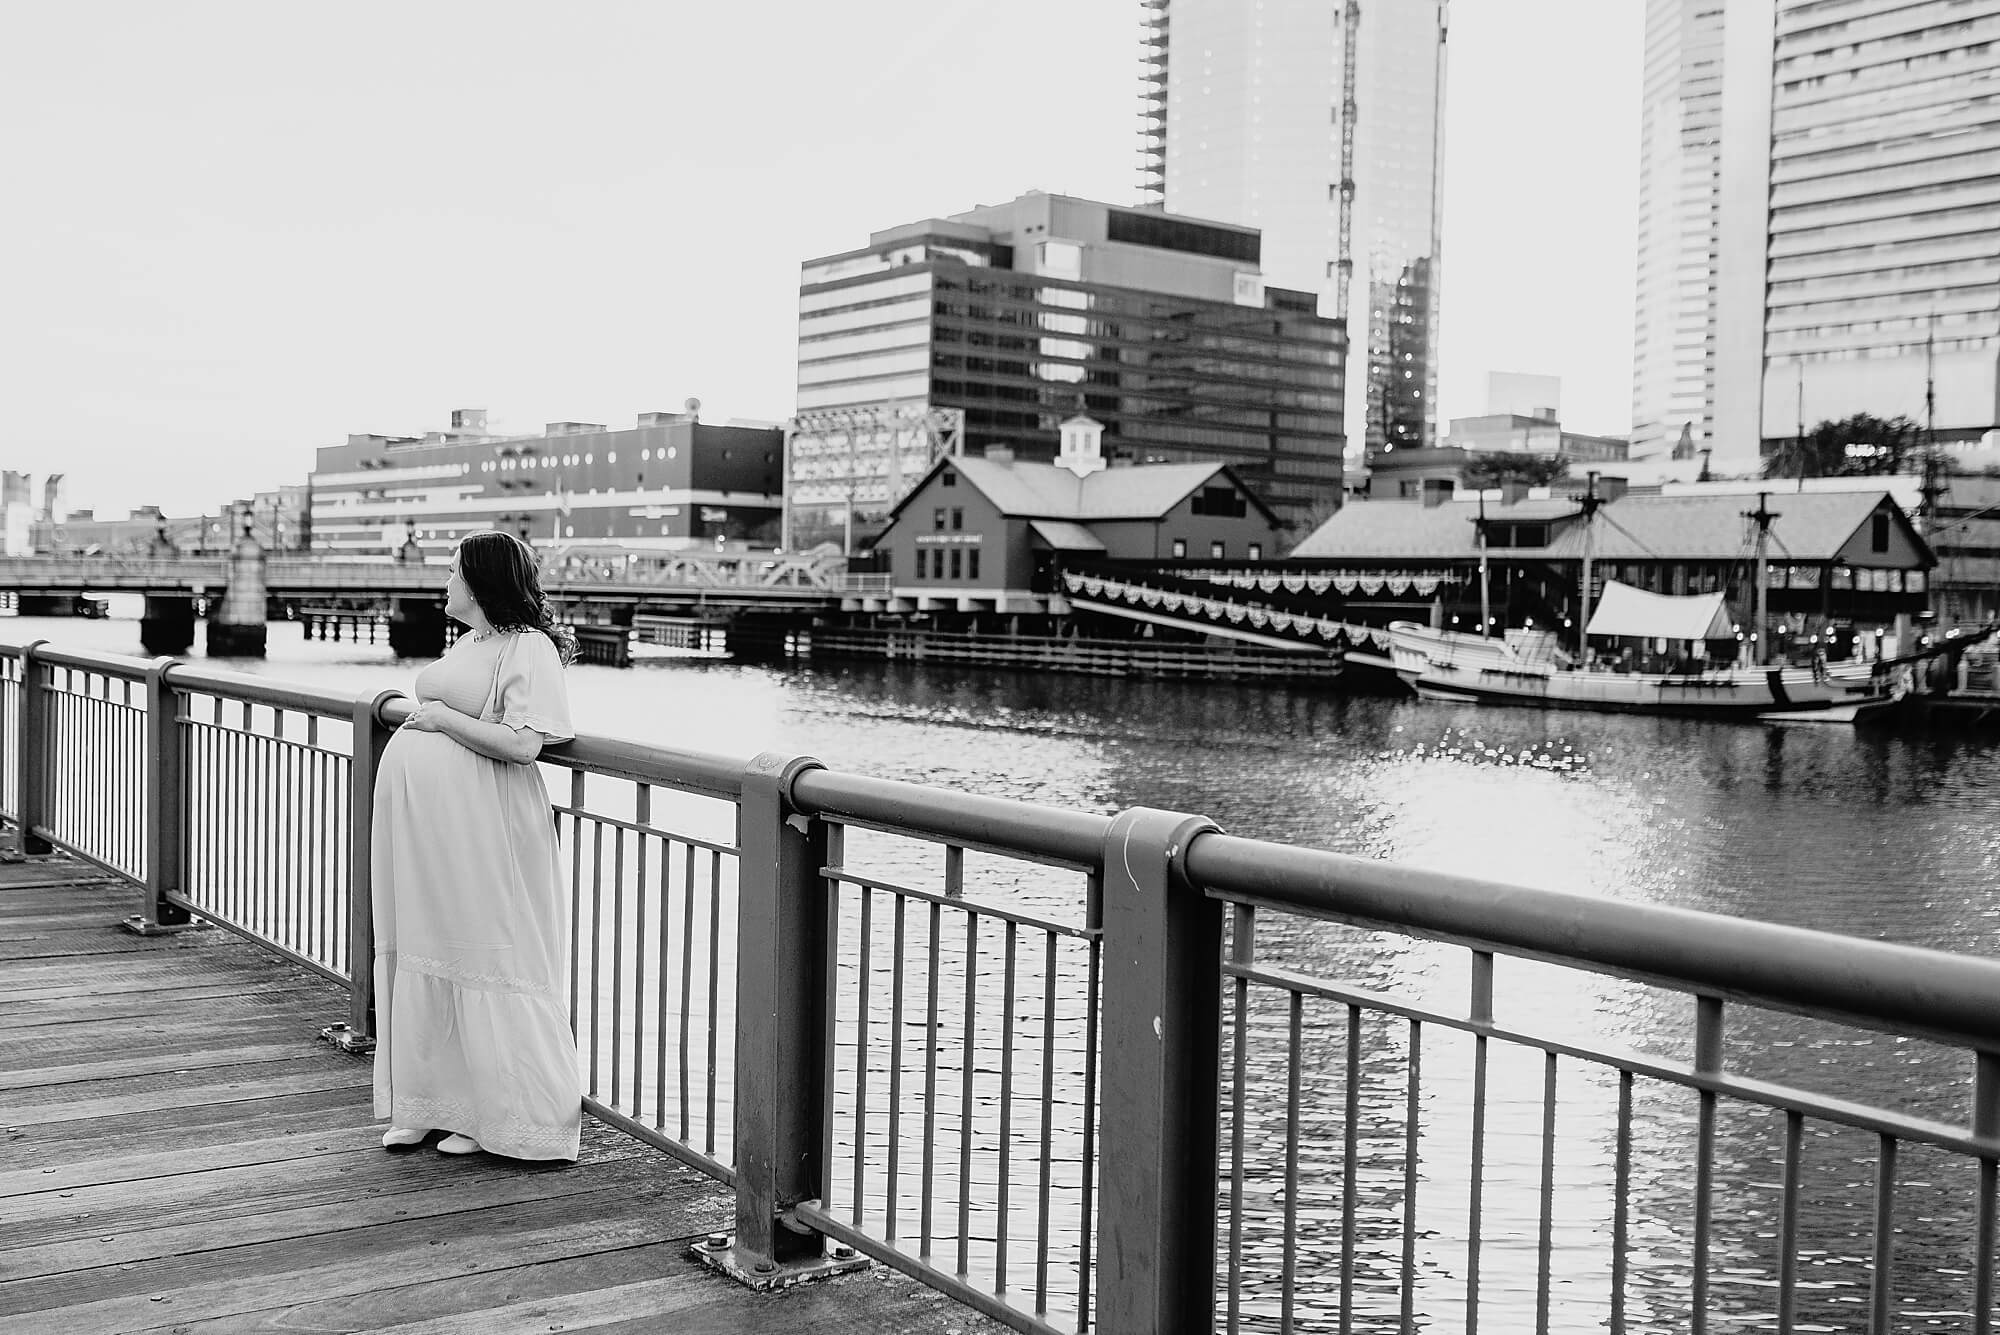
[1,1,1642,519]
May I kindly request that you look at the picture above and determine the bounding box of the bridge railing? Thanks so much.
[2,636,1996,1335]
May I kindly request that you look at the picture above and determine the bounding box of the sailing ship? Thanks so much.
[1390,486,1925,719]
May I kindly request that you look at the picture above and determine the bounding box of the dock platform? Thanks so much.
[0,859,995,1334]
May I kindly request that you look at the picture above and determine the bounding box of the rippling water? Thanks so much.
[23,613,2000,1331]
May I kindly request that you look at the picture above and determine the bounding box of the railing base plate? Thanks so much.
[689,1236,867,1291]
[318,1023,377,1055]
[118,914,212,937]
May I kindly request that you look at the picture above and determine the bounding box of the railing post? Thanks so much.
[122,657,195,934]
[13,639,50,855]
[323,689,400,1053]
[697,749,862,1290]
[1095,806,1223,1335]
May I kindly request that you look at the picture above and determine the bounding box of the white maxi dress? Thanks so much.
[371,628,582,1160]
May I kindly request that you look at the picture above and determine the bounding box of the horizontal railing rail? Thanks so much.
[2,633,1995,1334]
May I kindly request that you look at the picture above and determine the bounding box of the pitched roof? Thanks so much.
[906,456,1236,521]
[1027,519,1106,551]
[1290,490,1927,564]
[1541,490,1918,562]
[1288,497,1576,560]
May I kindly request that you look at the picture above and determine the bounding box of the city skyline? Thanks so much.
[3,1,1643,520]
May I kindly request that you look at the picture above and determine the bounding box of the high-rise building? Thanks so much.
[1631,0,1727,461]
[1644,0,2000,474]
[1140,0,1449,456]
[792,191,1346,547]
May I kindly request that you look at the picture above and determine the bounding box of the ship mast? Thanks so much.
[1476,490,1492,638]
[1745,492,1780,665]
[1578,472,1603,660]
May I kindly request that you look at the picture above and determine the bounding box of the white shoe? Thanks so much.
[381,1126,429,1149]
[437,1133,482,1155]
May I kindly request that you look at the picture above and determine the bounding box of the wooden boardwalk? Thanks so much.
[0,859,1000,1335]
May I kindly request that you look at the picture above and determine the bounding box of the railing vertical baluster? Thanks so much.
[1468,950,1493,1335]
[1614,1069,1633,1335]
[731,750,830,1272]
[853,883,873,1229]
[588,816,605,1097]
[1870,1133,1896,1335]
[1974,1052,1997,1335]
[655,836,672,1131]
[1537,1051,1557,1335]
[1229,901,1254,1334]
[609,810,627,1110]
[568,770,585,1037]
[680,840,697,1141]
[996,918,1017,1294]
[1402,1020,1422,1333]
[705,847,721,1158]
[630,788,649,1120]
[330,689,399,1049]
[821,828,843,1218]
[1035,928,1056,1316]
[1777,1110,1803,1333]
[1094,807,1221,1335]
[887,892,907,1243]
[959,912,980,1279]
[1341,1003,1360,1335]
[1693,995,1725,1335]
[921,899,942,1262]
[14,640,48,854]
[1282,989,1302,1333]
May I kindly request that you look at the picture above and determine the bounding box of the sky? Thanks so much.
[1,1,1643,520]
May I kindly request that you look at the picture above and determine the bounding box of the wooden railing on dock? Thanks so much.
[3,636,1997,1334]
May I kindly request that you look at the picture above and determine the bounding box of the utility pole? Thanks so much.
[1475,490,1492,638]
[1919,314,1943,543]
[1577,472,1603,659]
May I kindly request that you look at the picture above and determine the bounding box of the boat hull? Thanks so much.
[1388,623,1887,719]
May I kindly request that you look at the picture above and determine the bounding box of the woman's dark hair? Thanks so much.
[455,530,577,665]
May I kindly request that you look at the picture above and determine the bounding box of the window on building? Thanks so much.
[950,508,963,531]
[950,549,962,580]
[1247,542,1263,561]
[1211,540,1226,560]
[934,508,947,531]
[1871,512,1890,552]
[942,471,957,487]
[933,549,946,579]
[1171,538,1187,559]
[913,550,924,581]
[968,549,980,581]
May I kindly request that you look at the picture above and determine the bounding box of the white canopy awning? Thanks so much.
[1585,580,1732,641]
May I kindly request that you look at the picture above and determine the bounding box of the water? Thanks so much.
[17,609,2000,1331]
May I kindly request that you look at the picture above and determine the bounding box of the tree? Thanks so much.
[1459,452,1569,490]
[1763,413,1922,480]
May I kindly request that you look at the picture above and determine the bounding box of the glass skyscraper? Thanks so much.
[1652,0,2000,472]
[792,192,1345,547]
[1140,0,1449,457]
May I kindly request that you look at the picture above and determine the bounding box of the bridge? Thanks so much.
[0,638,1994,1333]
[0,547,855,609]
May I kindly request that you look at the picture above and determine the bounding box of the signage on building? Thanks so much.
[914,533,984,546]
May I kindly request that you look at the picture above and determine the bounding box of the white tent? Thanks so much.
[1585,580,1733,642]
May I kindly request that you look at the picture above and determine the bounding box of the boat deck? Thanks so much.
[0,859,997,1334]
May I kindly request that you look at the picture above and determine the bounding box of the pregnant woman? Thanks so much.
[371,529,582,1160]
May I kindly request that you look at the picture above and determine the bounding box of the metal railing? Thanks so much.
[3,635,1996,1335]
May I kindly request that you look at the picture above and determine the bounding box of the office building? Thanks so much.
[308,407,784,555]
[792,191,1346,546]
[1140,0,1449,455]
[1631,1,1727,462]
[1645,0,2000,473]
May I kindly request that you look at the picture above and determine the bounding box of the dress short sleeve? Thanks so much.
[491,632,575,743]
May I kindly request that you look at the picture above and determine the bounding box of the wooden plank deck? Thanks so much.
[0,859,1001,1335]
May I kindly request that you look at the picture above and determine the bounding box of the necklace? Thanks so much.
[469,627,507,643]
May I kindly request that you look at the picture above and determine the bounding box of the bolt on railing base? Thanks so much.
[118,913,212,937]
[318,1023,376,1055]
[690,1233,867,1291]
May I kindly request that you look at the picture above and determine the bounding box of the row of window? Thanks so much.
[911,547,981,581]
